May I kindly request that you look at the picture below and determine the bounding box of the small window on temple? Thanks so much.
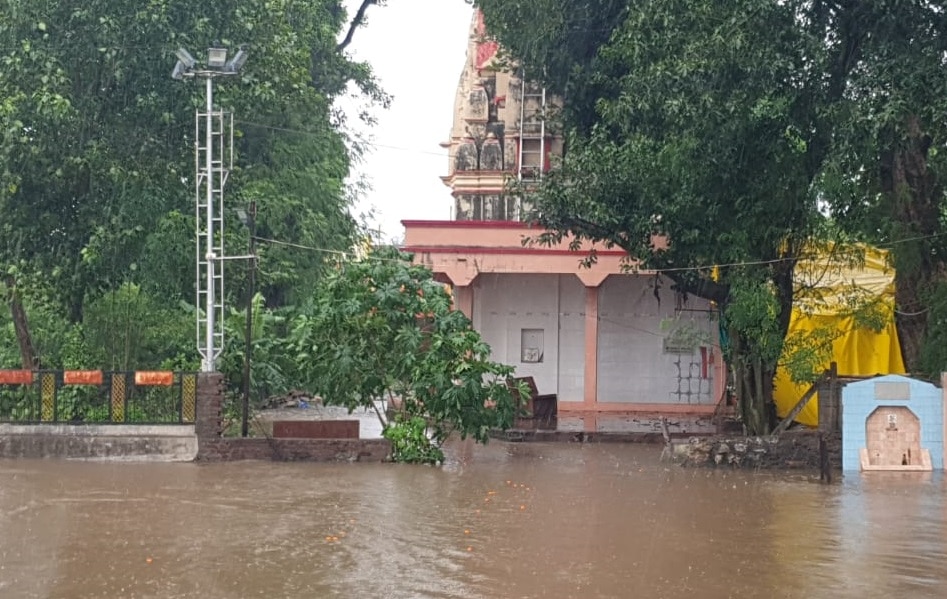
[521,329,544,363]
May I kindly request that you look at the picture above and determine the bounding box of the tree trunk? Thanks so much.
[4,276,38,369]
[895,270,933,373]
[730,329,776,436]
[728,257,794,436]
[879,115,945,372]
[733,349,778,436]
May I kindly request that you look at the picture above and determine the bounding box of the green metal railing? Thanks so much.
[0,370,197,424]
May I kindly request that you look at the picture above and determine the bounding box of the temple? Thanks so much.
[402,10,725,430]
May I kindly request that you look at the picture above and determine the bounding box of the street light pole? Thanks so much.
[203,75,216,373]
[172,45,248,373]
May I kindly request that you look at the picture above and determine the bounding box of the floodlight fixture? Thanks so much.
[175,47,197,69]
[225,48,248,73]
[171,60,188,80]
[207,46,228,68]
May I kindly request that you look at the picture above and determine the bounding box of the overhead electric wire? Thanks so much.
[234,119,449,158]
[254,228,947,276]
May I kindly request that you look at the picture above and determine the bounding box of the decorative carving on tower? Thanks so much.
[441,9,562,222]
[481,132,502,171]
[456,139,478,172]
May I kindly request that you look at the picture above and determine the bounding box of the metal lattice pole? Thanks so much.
[194,77,231,372]
[173,45,248,373]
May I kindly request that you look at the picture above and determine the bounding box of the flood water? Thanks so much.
[1,442,945,599]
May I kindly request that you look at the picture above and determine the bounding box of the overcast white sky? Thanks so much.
[338,0,474,240]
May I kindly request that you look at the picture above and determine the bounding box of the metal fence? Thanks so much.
[0,370,197,424]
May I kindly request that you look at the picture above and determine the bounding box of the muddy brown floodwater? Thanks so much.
[1,442,945,599]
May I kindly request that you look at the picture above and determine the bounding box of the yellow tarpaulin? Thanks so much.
[773,245,906,426]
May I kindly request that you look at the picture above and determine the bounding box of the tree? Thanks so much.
[479,0,840,433]
[476,0,947,432]
[0,1,384,367]
[288,247,528,463]
[813,3,947,373]
[474,0,629,133]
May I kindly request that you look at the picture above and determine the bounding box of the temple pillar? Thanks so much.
[454,284,474,320]
[584,285,599,408]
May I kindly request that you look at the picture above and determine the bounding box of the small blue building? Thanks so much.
[841,374,945,472]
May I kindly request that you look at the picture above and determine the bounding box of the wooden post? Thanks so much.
[830,361,840,432]
[817,368,830,432]
[818,361,839,433]
[819,433,832,483]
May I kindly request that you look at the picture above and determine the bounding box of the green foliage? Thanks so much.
[55,386,107,423]
[218,292,291,409]
[0,0,388,371]
[0,386,38,421]
[723,278,784,369]
[918,281,947,380]
[289,247,527,458]
[82,283,193,371]
[0,271,94,369]
[779,326,839,387]
[383,415,445,465]
[479,0,947,432]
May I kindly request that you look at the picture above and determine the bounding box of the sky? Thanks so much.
[337,0,475,241]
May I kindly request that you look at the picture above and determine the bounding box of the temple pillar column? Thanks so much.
[454,284,474,320]
[583,285,599,409]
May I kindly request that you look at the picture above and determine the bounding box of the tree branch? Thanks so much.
[662,271,730,306]
[337,0,380,53]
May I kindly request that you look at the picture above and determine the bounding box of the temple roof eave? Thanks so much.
[401,243,642,288]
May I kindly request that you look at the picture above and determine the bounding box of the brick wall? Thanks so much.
[194,373,389,462]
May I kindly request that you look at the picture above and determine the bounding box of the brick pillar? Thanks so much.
[195,372,224,440]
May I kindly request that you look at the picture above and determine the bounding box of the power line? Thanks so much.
[255,230,947,276]
[252,236,406,263]
[635,257,792,274]
[253,236,348,256]
[875,231,947,248]
[235,119,450,158]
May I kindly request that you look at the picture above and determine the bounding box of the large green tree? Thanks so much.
[0,0,383,367]
[477,0,947,432]
[816,3,947,374]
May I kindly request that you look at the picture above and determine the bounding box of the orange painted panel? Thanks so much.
[0,370,34,385]
[134,371,174,386]
[63,370,104,385]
